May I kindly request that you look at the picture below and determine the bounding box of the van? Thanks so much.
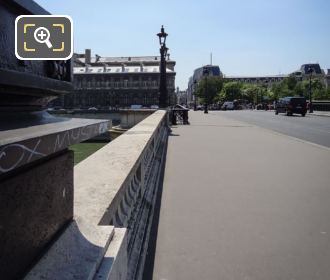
[275,97,307,116]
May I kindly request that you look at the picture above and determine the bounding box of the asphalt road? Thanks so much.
[211,110,330,148]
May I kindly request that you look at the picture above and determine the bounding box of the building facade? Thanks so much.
[225,74,287,86]
[326,69,330,88]
[187,65,223,105]
[186,63,329,105]
[187,63,330,106]
[176,89,188,105]
[53,49,176,108]
[225,63,328,86]
[291,64,329,88]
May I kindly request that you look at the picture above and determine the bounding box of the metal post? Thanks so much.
[203,67,209,114]
[204,75,208,114]
[193,80,197,111]
[309,71,313,113]
[157,26,168,108]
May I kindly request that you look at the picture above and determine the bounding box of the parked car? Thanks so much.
[130,104,143,109]
[196,105,203,110]
[221,101,235,110]
[275,97,307,116]
[150,105,159,109]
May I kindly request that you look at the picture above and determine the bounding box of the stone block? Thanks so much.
[0,151,73,279]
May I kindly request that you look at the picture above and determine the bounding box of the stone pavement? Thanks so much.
[152,111,330,280]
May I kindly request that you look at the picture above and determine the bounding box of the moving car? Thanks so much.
[275,97,307,116]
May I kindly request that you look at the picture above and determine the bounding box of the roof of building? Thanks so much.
[73,65,175,74]
[75,56,175,64]
[225,74,288,79]
[300,64,322,75]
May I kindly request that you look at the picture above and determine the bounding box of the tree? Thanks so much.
[196,76,223,104]
[241,84,259,103]
[296,79,329,100]
[221,81,242,101]
[286,76,297,91]
[269,77,298,100]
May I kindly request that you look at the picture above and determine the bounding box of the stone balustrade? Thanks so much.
[26,110,169,280]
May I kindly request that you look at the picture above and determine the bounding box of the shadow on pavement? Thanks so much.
[142,133,169,280]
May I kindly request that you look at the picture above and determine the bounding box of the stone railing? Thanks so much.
[119,109,156,129]
[26,110,169,280]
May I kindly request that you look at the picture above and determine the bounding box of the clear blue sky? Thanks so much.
[35,0,330,89]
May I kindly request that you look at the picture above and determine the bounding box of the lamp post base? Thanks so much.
[204,104,208,114]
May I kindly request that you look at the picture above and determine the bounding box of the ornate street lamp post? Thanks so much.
[203,67,210,114]
[307,66,313,113]
[193,79,197,111]
[157,25,169,108]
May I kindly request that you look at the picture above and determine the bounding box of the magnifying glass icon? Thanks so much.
[34,27,53,49]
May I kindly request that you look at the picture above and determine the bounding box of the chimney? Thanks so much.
[85,49,91,64]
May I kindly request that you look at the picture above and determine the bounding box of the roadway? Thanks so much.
[152,111,330,280]
[211,110,330,148]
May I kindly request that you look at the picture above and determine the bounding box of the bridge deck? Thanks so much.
[152,111,330,280]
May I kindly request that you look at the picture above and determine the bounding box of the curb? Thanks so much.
[308,113,330,118]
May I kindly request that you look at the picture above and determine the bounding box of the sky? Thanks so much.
[35,0,330,90]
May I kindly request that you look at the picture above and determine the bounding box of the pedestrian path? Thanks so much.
[152,111,330,280]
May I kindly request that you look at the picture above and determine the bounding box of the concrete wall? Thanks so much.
[26,110,169,280]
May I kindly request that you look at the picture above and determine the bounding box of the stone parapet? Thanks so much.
[119,109,156,129]
[26,110,169,279]
[0,114,110,279]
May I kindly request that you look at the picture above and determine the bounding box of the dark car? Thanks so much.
[275,97,307,117]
